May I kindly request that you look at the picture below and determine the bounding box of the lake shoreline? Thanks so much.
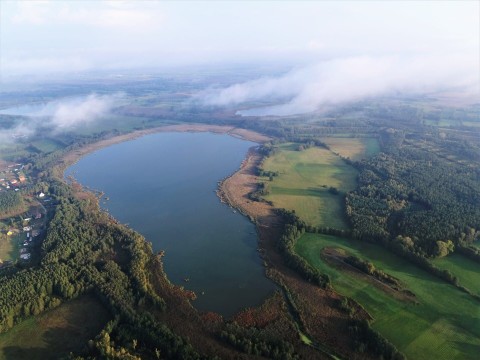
[52,122,372,357]
[57,123,271,177]
[59,124,275,316]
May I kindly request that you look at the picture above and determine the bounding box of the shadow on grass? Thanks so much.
[1,325,89,360]
[0,295,110,360]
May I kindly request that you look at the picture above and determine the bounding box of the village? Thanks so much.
[0,162,27,192]
[0,161,48,269]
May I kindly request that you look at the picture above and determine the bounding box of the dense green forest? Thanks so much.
[0,192,23,215]
[346,130,480,257]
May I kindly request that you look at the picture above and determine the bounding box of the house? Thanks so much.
[6,231,13,236]
[20,253,31,260]
[38,192,45,198]
[23,226,31,232]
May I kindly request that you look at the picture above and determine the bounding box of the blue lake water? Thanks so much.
[65,131,275,317]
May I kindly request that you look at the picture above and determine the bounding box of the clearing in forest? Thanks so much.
[260,142,357,229]
[0,233,20,263]
[321,137,380,161]
[0,295,110,360]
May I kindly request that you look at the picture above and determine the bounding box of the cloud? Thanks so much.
[0,93,122,142]
[0,123,35,145]
[11,1,160,31]
[200,54,479,116]
[47,94,119,130]
[11,1,51,25]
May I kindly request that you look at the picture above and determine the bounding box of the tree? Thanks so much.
[435,240,454,257]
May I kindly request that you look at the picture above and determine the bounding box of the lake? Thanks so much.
[65,131,275,317]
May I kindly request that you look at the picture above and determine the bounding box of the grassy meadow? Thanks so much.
[261,142,359,229]
[433,254,480,296]
[295,233,480,360]
[0,295,110,360]
[29,139,65,154]
[0,233,20,264]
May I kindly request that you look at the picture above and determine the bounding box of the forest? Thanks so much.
[346,129,480,257]
[0,192,23,216]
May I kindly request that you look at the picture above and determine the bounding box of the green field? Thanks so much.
[0,295,110,360]
[0,234,20,264]
[261,143,358,229]
[295,233,480,360]
[30,139,65,153]
[433,254,480,296]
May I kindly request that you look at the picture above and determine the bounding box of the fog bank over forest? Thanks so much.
[0,94,122,143]
[200,54,480,116]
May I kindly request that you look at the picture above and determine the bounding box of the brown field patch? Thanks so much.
[321,137,377,161]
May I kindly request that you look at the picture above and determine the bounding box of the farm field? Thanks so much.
[321,137,380,161]
[433,254,480,296]
[295,233,480,360]
[261,143,359,229]
[0,294,110,360]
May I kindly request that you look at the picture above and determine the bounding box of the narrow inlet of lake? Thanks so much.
[65,131,275,317]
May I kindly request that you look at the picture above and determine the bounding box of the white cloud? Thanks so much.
[11,1,51,25]
[0,93,123,142]
[2,1,478,80]
[0,123,35,144]
[201,54,480,116]
[47,94,119,130]
[11,1,160,31]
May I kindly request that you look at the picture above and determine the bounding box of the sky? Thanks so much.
[0,1,478,116]
[1,1,478,77]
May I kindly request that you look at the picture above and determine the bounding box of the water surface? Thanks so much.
[66,132,275,316]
